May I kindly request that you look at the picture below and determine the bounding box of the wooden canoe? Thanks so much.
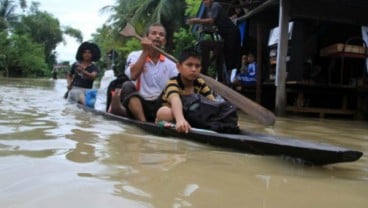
[77,104,363,166]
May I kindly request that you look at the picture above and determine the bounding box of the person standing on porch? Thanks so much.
[187,0,241,83]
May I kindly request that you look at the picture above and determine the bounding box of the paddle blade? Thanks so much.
[199,74,276,125]
[63,91,69,99]
[119,23,137,38]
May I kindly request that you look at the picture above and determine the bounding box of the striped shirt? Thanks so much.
[161,74,215,106]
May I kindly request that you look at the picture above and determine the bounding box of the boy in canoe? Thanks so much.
[156,48,239,134]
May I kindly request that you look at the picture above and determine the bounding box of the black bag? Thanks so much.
[182,94,239,134]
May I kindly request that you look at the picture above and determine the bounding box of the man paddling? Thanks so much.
[110,23,178,122]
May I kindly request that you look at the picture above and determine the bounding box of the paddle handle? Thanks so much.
[64,78,74,99]
[63,89,70,99]
[133,34,179,63]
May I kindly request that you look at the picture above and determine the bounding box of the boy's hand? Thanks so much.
[175,118,191,134]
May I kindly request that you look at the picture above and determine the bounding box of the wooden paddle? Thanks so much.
[64,78,74,99]
[119,23,276,125]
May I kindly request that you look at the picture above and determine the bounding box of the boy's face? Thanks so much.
[178,57,201,81]
[247,55,255,63]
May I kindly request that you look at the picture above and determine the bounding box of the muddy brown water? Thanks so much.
[0,78,367,208]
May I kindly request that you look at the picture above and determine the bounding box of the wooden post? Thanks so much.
[256,24,263,103]
[275,0,290,116]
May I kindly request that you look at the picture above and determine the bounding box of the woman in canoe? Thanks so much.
[66,42,101,105]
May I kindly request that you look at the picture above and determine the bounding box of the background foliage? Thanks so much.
[0,0,201,78]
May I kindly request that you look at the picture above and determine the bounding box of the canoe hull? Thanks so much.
[78,104,363,165]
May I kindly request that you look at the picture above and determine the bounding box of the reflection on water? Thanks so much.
[0,78,367,208]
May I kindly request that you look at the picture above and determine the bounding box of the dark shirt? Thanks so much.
[202,2,238,36]
[70,62,99,89]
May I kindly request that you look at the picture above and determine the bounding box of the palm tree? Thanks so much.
[0,0,26,31]
[106,0,187,51]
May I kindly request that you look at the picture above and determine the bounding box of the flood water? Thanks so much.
[0,78,367,208]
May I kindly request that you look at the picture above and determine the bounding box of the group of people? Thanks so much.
[66,23,237,133]
[232,53,257,92]
[66,0,243,134]
[188,0,256,89]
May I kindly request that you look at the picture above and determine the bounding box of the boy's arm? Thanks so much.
[168,94,191,133]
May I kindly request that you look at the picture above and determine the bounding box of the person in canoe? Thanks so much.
[109,23,178,122]
[66,42,101,105]
[156,49,239,134]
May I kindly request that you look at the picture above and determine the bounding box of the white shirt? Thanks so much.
[95,69,115,111]
[125,50,178,100]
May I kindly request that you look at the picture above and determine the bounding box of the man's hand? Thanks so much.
[141,37,154,51]
[187,18,200,25]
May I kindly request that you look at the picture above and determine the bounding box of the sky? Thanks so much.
[36,0,115,63]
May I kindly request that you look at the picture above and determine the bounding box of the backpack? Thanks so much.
[181,94,239,134]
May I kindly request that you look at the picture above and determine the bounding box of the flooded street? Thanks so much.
[0,78,367,208]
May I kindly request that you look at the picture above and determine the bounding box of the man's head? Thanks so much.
[145,23,167,47]
[177,49,201,81]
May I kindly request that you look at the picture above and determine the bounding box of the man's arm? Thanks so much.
[188,17,214,25]
[127,38,153,80]
[128,51,149,80]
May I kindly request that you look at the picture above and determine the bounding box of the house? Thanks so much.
[196,0,368,119]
